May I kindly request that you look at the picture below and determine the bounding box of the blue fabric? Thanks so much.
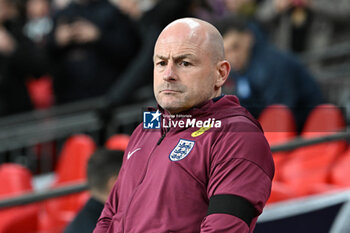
[64,198,104,233]
[228,26,324,129]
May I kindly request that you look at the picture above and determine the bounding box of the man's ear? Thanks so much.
[215,60,231,89]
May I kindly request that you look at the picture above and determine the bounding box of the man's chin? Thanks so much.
[159,102,182,114]
[159,96,180,105]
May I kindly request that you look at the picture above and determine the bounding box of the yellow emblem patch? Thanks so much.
[191,126,211,137]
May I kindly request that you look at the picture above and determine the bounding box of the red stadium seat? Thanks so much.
[39,134,96,233]
[302,104,346,138]
[330,147,350,187]
[258,104,297,145]
[267,181,296,204]
[281,104,347,196]
[0,207,39,233]
[105,134,130,151]
[258,105,297,181]
[0,163,32,197]
[26,75,54,109]
[55,134,96,183]
[0,164,39,233]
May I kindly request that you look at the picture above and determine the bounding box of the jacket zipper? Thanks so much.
[122,128,168,230]
[157,131,166,145]
[157,125,170,145]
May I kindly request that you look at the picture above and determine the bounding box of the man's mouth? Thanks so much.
[161,89,181,94]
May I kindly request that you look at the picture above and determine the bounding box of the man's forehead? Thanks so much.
[154,39,203,60]
[155,29,206,57]
[158,28,203,45]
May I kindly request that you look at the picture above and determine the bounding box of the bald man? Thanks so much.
[94,18,274,233]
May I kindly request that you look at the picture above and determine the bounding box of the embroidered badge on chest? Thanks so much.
[169,139,195,162]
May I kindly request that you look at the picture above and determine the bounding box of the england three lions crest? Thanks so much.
[169,139,195,162]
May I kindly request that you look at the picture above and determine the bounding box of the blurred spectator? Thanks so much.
[64,149,124,233]
[52,0,72,11]
[224,0,263,18]
[46,0,140,104]
[0,0,49,116]
[23,0,54,109]
[24,0,53,47]
[188,0,216,21]
[102,0,207,116]
[218,15,324,131]
[256,0,350,53]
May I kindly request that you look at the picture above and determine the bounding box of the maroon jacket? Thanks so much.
[94,95,274,233]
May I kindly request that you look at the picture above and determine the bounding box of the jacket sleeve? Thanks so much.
[93,179,119,233]
[200,118,274,233]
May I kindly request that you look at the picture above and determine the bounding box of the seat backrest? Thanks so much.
[55,134,96,184]
[0,164,38,233]
[302,104,345,138]
[0,163,33,198]
[258,105,297,181]
[26,75,54,109]
[282,143,345,187]
[0,206,39,233]
[39,135,96,233]
[105,134,130,151]
[267,181,296,204]
[258,104,297,145]
[281,104,347,195]
[330,147,350,187]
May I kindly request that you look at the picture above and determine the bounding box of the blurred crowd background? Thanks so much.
[0,0,349,121]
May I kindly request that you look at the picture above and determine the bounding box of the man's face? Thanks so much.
[0,0,14,23]
[223,30,253,72]
[27,0,50,19]
[113,0,141,19]
[153,23,219,114]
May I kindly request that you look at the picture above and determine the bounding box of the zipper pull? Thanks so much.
[157,132,166,145]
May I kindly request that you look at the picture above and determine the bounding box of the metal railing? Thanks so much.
[270,129,350,153]
[0,182,87,209]
[0,97,155,171]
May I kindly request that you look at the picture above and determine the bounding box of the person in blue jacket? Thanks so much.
[218,15,324,131]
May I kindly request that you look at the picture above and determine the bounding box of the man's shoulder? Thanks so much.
[218,111,263,134]
[212,116,274,179]
[226,114,260,128]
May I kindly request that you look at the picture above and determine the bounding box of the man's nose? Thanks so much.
[163,62,176,81]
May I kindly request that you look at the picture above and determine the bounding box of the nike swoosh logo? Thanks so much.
[127,148,141,160]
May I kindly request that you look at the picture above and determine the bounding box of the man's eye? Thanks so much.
[157,61,166,66]
[180,61,191,67]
